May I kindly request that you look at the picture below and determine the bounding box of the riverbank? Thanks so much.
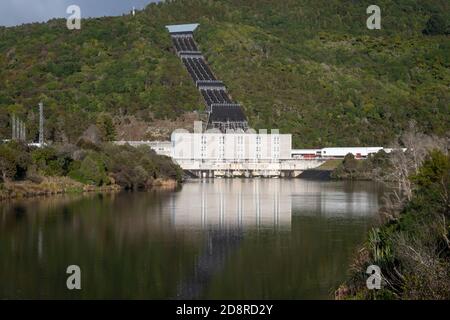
[0,176,179,201]
[0,139,183,201]
[330,151,390,181]
[0,177,121,201]
[335,150,450,299]
[299,160,342,180]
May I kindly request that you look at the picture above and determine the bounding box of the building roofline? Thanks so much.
[166,23,199,34]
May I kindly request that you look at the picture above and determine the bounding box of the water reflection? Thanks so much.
[170,180,291,231]
[0,179,384,299]
[168,179,381,230]
[175,229,244,299]
[168,180,382,298]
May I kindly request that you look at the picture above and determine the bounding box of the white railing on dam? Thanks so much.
[174,158,325,177]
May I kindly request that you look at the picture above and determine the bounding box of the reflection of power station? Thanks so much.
[289,181,380,218]
[175,228,243,299]
[167,180,380,231]
[170,179,291,230]
[170,179,292,298]
[171,180,379,299]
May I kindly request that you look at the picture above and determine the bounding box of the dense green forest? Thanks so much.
[0,0,448,147]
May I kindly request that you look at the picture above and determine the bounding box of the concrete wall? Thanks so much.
[171,131,292,161]
[292,147,389,158]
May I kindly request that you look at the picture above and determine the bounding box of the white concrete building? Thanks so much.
[292,147,392,159]
[170,129,324,178]
[171,130,291,161]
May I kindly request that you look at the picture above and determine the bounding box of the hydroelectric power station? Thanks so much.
[117,23,393,178]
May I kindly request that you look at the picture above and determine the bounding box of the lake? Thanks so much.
[0,179,384,299]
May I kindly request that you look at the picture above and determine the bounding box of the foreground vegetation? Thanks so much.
[336,129,449,299]
[0,130,182,200]
[0,0,448,147]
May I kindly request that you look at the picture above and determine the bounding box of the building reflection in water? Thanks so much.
[171,179,381,299]
[172,179,290,298]
[168,179,381,231]
[0,179,382,299]
[169,179,291,231]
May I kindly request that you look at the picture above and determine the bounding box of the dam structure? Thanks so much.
[165,23,325,178]
[124,24,391,178]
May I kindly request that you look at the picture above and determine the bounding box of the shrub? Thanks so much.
[423,13,450,35]
[96,113,116,141]
[102,143,182,189]
[69,152,108,186]
[340,150,450,299]
[31,146,73,176]
[0,141,31,182]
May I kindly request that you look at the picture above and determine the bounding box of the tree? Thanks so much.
[423,13,450,35]
[69,152,108,186]
[0,144,17,182]
[0,142,31,182]
[31,146,73,176]
[386,121,447,202]
[341,153,359,178]
[77,125,102,150]
[96,113,117,142]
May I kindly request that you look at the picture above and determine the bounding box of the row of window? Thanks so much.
[199,136,281,145]
[196,135,281,159]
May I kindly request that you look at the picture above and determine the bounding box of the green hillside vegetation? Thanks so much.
[0,0,449,147]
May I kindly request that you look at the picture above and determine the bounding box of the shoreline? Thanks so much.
[0,177,179,202]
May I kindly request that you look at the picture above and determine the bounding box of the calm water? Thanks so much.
[0,179,384,299]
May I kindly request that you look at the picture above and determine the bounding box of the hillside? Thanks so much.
[0,0,449,148]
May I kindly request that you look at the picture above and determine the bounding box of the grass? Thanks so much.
[316,159,343,170]
[0,177,121,200]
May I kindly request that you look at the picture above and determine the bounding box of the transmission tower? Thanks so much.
[39,102,44,146]
[11,114,15,140]
[11,114,26,141]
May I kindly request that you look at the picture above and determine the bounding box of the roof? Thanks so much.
[166,23,199,34]
[292,149,322,154]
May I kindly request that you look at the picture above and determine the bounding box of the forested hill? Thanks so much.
[0,0,448,148]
